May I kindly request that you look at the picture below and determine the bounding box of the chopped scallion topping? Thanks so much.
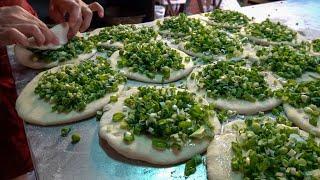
[206,9,249,27]
[30,36,95,62]
[232,118,320,179]
[34,57,126,112]
[312,39,320,52]
[256,45,320,79]
[91,25,157,44]
[246,19,297,42]
[71,133,81,144]
[185,26,243,60]
[118,41,185,80]
[112,87,214,150]
[195,60,272,102]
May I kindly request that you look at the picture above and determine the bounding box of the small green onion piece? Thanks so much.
[309,117,318,127]
[61,127,71,137]
[96,110,103,121]
[123,132,134,143]
[152,138,168,150]
[71,133,81,144]
[178,120,192,129]
[112,112,125,122]
[190,126,205,139]
[184,154,202,176]
[120,121,129,129]
[109,95,118,103]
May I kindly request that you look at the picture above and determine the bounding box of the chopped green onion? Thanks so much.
[231,117,320,179]
[312,39,320,52]
[34,57,126,112]
[246,19,297,42]
[61,127,71,137]
[206,9,249,27]
[111,87,214,150]
[256,45,319,79]
[185,26,243,61]
[90,25,157,44]
[30,36,95,63]
[184,154,202,176]
[195,60,272,101]
[158,13,204,42]
[152,138,168,150]
[123,132,134,143]
[118,41,185,80]
[109,95,118,103]
[71,133,81,144]
[112,112,125,122]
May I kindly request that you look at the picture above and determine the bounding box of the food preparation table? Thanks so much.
[8,0,320,179]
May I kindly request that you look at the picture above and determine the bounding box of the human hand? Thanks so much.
[0,6,59,47]
[49,0,104,38]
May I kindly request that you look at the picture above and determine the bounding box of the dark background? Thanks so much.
[29,0,155,28]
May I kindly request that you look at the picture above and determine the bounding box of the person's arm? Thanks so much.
[48,0,104,38]
[0,6,58,47]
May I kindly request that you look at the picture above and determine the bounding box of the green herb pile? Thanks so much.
[91,25,157,44]
[158,13,204,36]
[118,41,187,79]
[206,9,250,27]
[112,87,214,150]
[195,61,272,102]
[246,19,297,42]
[312,39,320,52]
[232,118,320,179]
[97,45,120,57]
[212,108,237,123]
[185,27,243,58]
[275,80,320,126]
[256,45,320,79]
[35,57,126,112]
[30,36,95,62]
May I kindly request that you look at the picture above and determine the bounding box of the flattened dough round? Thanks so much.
[27,23,69,50]
[99,87,221,165]
[284,103,320,137]
[241,28,305,47]
[16,64,124,126]
[207,133,243,180]
[207,120,320,180]
[177,43,245,62]
[207,120,245,180]
[14,45,96,69]
[187,67,282,115]
[110,50,194,83]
